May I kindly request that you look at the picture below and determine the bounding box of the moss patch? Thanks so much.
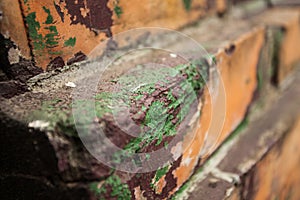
[25,7,61,55]
[64,37,76,47]
[109,60,208,166]
[150,165,170,191]
[89,175,131,200]
[25,12,45,51]
[183,0,193,11]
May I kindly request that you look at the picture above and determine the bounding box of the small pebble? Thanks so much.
[65,81,76,88]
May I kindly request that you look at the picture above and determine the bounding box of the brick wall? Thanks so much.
[1,0,300,199]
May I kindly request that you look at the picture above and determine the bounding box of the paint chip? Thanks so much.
[65,81,76,88]
[170,53,177,58]
[8,47,21,64]
[28,120,50,131]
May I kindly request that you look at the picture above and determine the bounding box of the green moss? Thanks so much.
[42,7,60,52]
[43,6,54,24]
[26,8,61,54]
[44,26,59,47]
[49,50,63,55]
[226,116,249,142]
[114,5,123,18]
[29,99,78,137]
[109,60,208,162]
[89,182,107,196]
[171,181,189,200]
[164,141,169,149]
[113,0,122,18]
[90,175,131,200]
[94,92,126,118]
[154,165,169,183]
[183,0,192,11]
[30,60,208,153]
[25,12,45,51]
[64,37,76,47]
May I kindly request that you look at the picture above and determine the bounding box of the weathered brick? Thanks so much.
[0,0,31,60]
[17,0,209,69]
[242,117,300,200]
[1,2,300,200]
[172,65,300,200]
[253,8,300,84]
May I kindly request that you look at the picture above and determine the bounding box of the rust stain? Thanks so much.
[64,0,113,36]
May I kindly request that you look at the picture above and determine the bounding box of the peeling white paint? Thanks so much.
[28,120,50,131]
[170,53,177,58]
[181,156,192,166]
[8,47,20,64]
[171,142,183,160]
[211,167,240,184]
[225,187,235,197]
[65,81,76,88]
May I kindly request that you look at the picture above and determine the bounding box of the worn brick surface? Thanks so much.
[1,1,300,200]
[4,0,227,69]
[243,118,300,200]
[253,8,300,84]
[174,66,300,200]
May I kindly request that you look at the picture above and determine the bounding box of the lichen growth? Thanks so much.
[29,60,208,154]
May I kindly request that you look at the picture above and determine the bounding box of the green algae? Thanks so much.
[113,0,123,18]
[89,175,131,200]
[183,0,192,11]
[25,12,45,51]
[64,37,76,47]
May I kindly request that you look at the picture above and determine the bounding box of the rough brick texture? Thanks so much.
[1,1,300,200]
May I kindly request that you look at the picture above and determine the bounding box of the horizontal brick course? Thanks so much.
[1,1,300,200]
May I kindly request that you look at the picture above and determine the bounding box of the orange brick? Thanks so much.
[0,0,230,69]
[17,0,212,69]
[243,117,300,200]
[147,27,265,199]
[254,8,300,83]
[204,27,265,153]
[0,0,31,59]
